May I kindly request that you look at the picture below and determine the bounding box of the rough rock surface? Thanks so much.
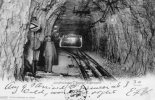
[0,0,31,80]
[92,0,155,76]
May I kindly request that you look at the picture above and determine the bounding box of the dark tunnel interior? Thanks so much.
[21,0,155,80]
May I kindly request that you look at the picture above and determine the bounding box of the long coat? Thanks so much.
[44,40,58,72]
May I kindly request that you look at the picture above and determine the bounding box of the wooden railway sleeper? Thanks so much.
[62,49,90,80]
[79,50,116,80]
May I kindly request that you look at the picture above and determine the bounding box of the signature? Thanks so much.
[126,87,153,96]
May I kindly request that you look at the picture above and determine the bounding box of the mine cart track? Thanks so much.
[62,50,90,80]
[61,49,116,81]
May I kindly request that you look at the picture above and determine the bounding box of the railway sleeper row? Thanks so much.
[62,49,116,81]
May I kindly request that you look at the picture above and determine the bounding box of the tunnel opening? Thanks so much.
[22,0,96,78]
[21,0,155,80]
[22,0,118,80]
[21,0,110,80]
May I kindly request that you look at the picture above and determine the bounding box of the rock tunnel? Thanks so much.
[23,0,104,80]
[0,0,155,80]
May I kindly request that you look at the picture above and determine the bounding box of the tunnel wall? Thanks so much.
[91,0,155,76]
[0,0,66,80]
[0,0,31,80]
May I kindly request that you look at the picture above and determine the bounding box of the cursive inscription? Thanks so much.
[91,90,117,98]
[5,81,19,94]
[21,84,47,96]
[126,87,153,96]
[3,80,154,99]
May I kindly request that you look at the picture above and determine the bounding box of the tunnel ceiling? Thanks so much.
[30,0,127,29]
[58,0,126,24]
[46,0,128,37]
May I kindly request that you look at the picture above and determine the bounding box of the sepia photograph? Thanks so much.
[0,0,155,100]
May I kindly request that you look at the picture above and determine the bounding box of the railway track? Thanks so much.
[61,49,116,81]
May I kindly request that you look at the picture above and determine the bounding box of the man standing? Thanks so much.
[44,35,58,73]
